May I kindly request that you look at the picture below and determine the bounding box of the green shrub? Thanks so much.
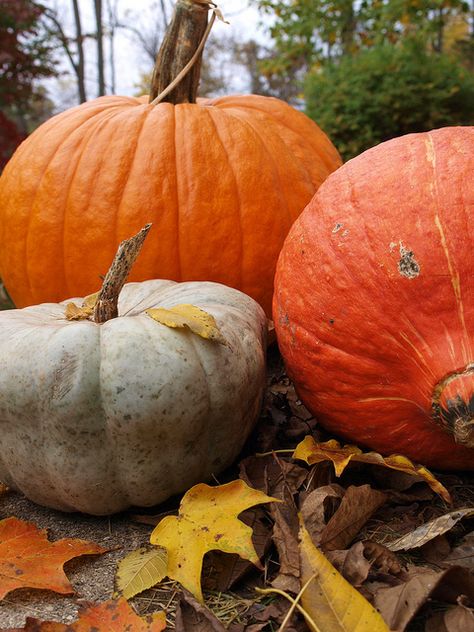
[305,40,474,160]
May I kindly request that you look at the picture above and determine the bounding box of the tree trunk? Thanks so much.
[340,1,356,55]
[107,0,118,94]
[72,0,87,102]
[94,0,106,96]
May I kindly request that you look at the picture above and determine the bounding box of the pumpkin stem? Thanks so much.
[93,224,152,323]
[149,0,217,105]
[431,364,474,447]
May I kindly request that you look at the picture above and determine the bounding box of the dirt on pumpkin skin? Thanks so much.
[1,347,474,630]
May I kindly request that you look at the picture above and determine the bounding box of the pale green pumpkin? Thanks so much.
[0,280,266,515]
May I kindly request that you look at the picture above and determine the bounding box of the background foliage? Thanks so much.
[0,0,56,168]
[305,37,474,159]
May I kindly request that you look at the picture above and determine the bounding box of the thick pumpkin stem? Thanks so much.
[431,364,474,448]
[93,224,152,323]
[149,0,214,104]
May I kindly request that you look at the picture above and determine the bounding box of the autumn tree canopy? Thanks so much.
[0,0,57,168]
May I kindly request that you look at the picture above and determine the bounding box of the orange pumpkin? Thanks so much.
[0,0,341,314]
[274,127,474,470]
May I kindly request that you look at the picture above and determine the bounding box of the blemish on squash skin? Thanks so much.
[51,352,79,400]
[398,243,420,279]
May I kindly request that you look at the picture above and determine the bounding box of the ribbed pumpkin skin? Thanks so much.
[0,94,341,314]
[0,280,267,515]
[274,127,474,470]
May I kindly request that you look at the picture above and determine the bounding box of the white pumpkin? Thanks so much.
[0,280,267,515]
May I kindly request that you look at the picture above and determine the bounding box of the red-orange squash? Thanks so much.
[0,94,341,314]
[274,127,474,470]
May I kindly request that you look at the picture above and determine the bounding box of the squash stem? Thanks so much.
[93,224,152,323]
[149,0,213,104]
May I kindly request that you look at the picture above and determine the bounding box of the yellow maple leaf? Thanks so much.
[150,480,279,602]
[146,304,227,345]
[299,517,390,631]
[293,436,451,503]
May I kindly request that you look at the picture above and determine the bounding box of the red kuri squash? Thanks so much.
[274,127,474,470]
[0,1,341,314]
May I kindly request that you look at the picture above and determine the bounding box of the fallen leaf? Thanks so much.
[149,480,278,602]
[115,544,168,599]
[444,530,474,569]
[0,483,8,497]
[271,501,300,594]
[374,565,474,631]
[174,589,227,631]
[7,598,166,630]
[299,518,390,631]
[425,597,474,632]
[384,508,474,552]
[326,542,372,587]
[0,516,106,600]
[64,292,98,320]
[202,507,273,592]
[362,541,403,576]
[248,598,306,632]
[293,436,451,503]
[421,535,452,565]
[239,455,309,499]
[146,304,227,344]
[320,485,387,551]
[299,484,346,545]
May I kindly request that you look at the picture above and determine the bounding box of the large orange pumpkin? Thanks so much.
[0,0,341,314]
[274,127,474,470]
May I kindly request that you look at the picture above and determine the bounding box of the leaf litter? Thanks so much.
[1,347,474,630]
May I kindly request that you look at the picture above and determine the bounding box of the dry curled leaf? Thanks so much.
[384,508,474,552]
[0,516,106,600]
[150,480,278,602]
[293,436,451,503]
[299,517,390,631]
[64,292,98,320]
[374,566,474,632]
[444,530,474,569]
[115,544,168,600]
[425,599,474,632]
[8,598,166,631]
[146,304,227,344]
[320,485,387,551]
[174,589,227,632]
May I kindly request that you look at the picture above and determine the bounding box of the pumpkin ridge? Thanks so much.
[205,106,244,291]
[186,327,213,478]
[98,319,126,509]
[433,215,471,361]
[60,107,131,301]
[220,103,315,196]
[21,109,117,305]
[111,107,152,262]
[212,97,341,174]
[15,114,99,302]
[218,106,294,232]
[58,109,130,300]
[426,133,471,363]
[173,106,183,278]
